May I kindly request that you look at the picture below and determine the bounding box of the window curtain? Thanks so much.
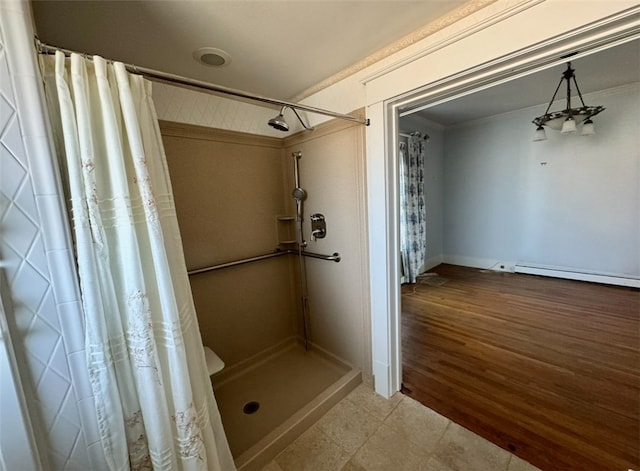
[399,136,426,283]
[39,51,235,471]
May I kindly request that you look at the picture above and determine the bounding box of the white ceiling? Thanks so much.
[31,0,469,100]
[401,38,640,129]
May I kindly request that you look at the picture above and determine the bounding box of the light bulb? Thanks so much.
[533,126,547,142]
[561,117,576,134]
[581,119,595,136]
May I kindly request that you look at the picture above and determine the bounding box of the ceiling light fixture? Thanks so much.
[532,62,605,141]
[193,47,231,67]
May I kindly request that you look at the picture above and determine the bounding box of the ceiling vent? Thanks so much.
[193,47,231,67]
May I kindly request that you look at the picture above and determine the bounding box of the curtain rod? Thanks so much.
[35,38,370,127]
[399,131,430,140]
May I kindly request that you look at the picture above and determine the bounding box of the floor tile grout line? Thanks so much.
[316,387,405,468]
[265,384,542,471]
[342,391,438,467]
[319,393,385,461]
[418,414,454,466]
[383,394,450,449]
[506,452,514,470]
[343,409,385,464]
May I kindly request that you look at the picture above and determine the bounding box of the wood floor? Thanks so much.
[401,264,639,471]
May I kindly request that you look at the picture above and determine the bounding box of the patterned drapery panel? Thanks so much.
[399,136,426,283]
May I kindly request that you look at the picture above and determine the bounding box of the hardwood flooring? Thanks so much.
[401,264,640,471]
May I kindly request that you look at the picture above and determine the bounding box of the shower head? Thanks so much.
[292,187,307,201]
[267,106,314,132]
[268,107,289,131]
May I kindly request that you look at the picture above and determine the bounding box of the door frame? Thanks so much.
[366,6,640,398]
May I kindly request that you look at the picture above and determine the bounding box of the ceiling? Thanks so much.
[31,1,639,126]
[31,0,470,100]
[401,38,640,129]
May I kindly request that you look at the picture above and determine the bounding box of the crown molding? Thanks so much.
[291,0,499,101]
[361,0,544,86]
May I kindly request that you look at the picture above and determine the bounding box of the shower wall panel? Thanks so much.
[160,122,296,367]
[283,115,371,376]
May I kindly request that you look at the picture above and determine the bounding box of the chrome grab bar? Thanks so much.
[187,250,288,276]
[299,251,340,262]
[187,248,340,276]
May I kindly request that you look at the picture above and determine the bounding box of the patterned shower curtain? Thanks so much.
[399,136,426,283]
[39,51,235,471]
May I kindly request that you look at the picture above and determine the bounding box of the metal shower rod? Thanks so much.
[35,38,370,127]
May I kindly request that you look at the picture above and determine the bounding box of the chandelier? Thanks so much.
[533,62,605,141]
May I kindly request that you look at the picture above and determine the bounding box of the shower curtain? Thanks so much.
[399,136,426,283]
[39,51,235,471]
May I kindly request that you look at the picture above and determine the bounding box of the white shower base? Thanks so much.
[212,339,361,471]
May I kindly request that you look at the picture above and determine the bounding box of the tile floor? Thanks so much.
[259,383,541,471]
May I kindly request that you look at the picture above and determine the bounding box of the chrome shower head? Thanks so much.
[268,106,314,132]
[268,107,289,131]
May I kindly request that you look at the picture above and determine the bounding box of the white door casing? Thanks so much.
[365,2,640,398]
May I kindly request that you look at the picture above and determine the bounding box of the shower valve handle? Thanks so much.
[310,213,326,240]
[312,228,326,240]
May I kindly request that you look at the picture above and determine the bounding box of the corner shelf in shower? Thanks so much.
[276,216,297,245]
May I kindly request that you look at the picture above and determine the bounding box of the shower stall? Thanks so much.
[2,23,369,467]
[160,116,369,470]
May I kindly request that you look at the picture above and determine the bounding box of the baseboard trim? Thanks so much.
[423,255,445,272]
[443,255,516,272]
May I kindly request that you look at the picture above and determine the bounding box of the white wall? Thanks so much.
[0,1,104,468]
[425,126,445,268]
[520,83,640,279]
[152,82,297,137]
[443,83,639,281]
[443,108,527,269]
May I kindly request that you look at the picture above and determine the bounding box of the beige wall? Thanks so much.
[161,122,297,367]
[284,115,370,374]
[160,118,371,375]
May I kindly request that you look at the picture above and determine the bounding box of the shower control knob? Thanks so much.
[312,228,326,240]
[310,213,326,240]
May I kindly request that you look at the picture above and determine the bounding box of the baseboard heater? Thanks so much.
[514,264,640,288]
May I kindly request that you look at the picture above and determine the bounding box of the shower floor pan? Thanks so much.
[212,339,361,471]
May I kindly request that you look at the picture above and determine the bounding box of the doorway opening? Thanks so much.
[393,38,640,470]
